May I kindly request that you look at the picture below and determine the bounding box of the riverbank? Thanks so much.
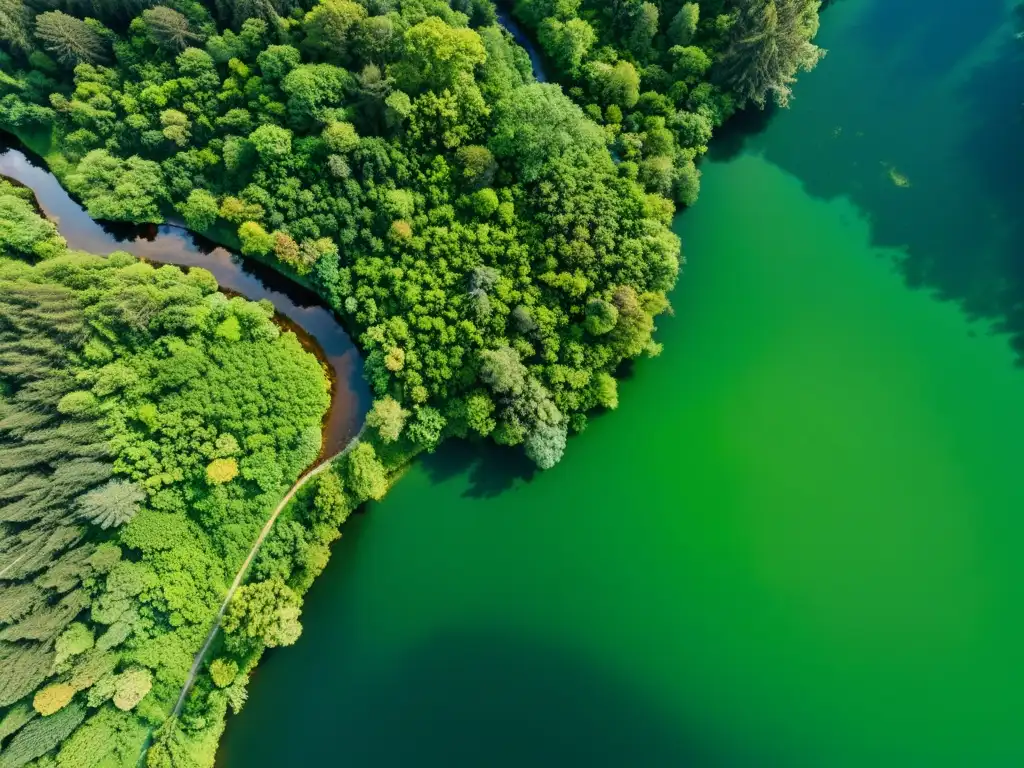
[494,6,548,83]
[0,138,419,768]
[1,117,469,758]
[0,178,338,768]
[170,423,367,719]
[215,1,1024,765]
[0,133,370,455]
[6,127,331,312]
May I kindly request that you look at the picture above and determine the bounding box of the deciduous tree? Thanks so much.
[301,0,366,62]
[33,683,76,716]
[345,442,387,501]
[366,396,409,443]
[223,578,302,648]
[111,668,152,711]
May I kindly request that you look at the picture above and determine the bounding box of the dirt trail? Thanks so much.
[171,425,365,718]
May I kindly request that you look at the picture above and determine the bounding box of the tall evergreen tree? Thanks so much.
[0,0,31,54]
[141,5,202,50]
[75,480,144,530]
[716,0,825,107]
[33,11,108,65]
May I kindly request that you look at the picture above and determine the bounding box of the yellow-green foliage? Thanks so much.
[32,684,76,716]
[206,457,239,485]
[209,658,238,688]
[111,668,152,711]
[0,201,330,764]
[0,179,67,259]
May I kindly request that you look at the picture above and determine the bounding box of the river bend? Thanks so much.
[0,137,370,454]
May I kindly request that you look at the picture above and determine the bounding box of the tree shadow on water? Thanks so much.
[419,438,538,499]
[239,627,736,768]
[867,30,1024,362]
[706,103,777,163]
[949,35,1024,359]
[721,0,1024,366]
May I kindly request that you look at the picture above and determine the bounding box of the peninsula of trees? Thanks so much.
[511,0,824,204]
[0,0,823,765]
[0,0,823,473]
[0,177,332,767]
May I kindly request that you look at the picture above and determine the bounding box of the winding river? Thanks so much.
[495,7,548,83]
[215,1,1024,766]
[4,1,1024,763]
[0,136,370,454]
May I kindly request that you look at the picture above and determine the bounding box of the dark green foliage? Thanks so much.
[669,2,700,46]
[0,0,31,54]
[0,702,36,744]
[0,702,84,768]
[33,12,108,66]
[512,0,823,201]
[0,590,89,642]
[0,583,45,624]
[0,197,329,765]
[716,0,824,107]
[0,641,54,707]
[0,267,112,697]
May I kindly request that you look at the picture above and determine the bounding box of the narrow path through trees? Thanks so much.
[0,551,29,579]
[171,424,366,718]
[170,10,545,722]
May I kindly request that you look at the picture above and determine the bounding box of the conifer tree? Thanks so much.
[33,11,109,66]
[0,702,84,768]
[141,6,201,51]
[716,0,825,107]
[75,480,144,530]
[0,0,31,54]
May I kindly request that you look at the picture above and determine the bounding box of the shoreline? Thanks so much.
[0,132,370,457]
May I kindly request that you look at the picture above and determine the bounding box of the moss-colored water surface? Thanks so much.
[219,1,1024,764]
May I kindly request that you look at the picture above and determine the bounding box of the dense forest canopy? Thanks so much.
[0,179,333,767]
[511,0,824,204]
[0,0,821,476]
[0,0,824,764]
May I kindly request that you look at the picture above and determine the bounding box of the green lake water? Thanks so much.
[219,1,1024,764]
